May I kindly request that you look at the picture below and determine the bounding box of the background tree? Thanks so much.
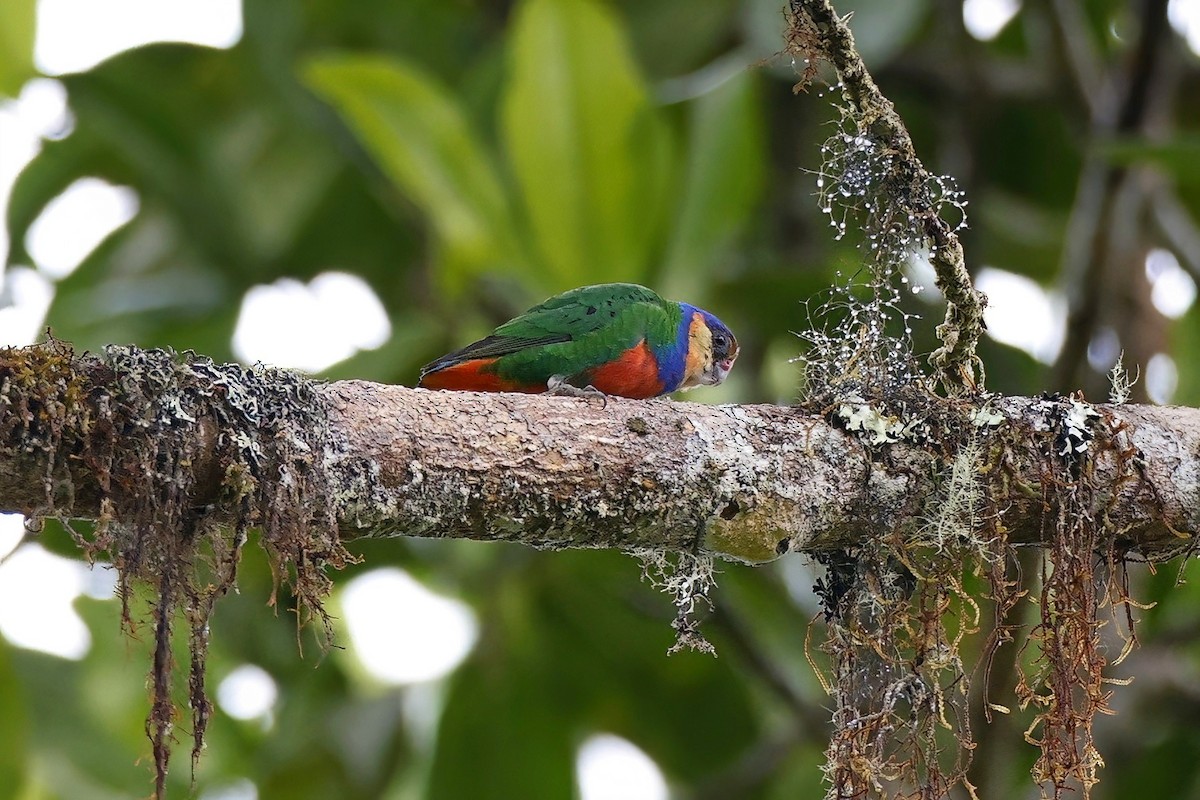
[2,0,1200,798]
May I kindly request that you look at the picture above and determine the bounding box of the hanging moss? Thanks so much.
[0,341,352,798]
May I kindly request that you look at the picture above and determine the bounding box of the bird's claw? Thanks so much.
[546,376,609,409]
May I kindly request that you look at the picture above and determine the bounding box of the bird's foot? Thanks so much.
[546,375,609,409]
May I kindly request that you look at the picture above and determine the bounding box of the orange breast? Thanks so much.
[587,341,664,399]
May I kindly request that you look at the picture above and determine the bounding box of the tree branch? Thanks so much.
[1,344,1196,565]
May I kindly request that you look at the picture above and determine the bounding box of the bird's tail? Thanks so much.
[418,356,536,392]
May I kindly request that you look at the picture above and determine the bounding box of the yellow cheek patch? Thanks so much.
[683,312,713,386]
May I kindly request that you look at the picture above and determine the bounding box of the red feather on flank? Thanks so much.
[586,341,664,399]
[419,359,543,393]
[421,342,665,398]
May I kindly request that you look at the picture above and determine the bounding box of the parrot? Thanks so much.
[418,283,738,399]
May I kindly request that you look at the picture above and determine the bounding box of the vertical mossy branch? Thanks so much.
[787,0,987,395]
[779,4,1173,798]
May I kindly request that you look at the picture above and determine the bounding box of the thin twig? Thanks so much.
[1048,0,1111,119]
[1048,0,1173,394]
[1150,184,1200,284]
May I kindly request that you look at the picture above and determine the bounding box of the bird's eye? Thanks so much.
[713,333,727,348]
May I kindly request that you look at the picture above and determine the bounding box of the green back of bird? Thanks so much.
[491,284,682,384]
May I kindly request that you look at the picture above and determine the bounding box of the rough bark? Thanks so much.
[1,344,1196,564]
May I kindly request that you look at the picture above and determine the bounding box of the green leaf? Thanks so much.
[0,0,36,98]
[303,54,519,288]
[427,551,762,794]
[5,134,106,267]
[836,0,928,65]
[0,642,28,796]
[501,0,673,290]
[7,42,421,359]
[535,552,761,777]
[1100,136,1200,185]
[7,46,262,275]
[660,71,765,296]
[620,0,741,79]
[428,656,574,800]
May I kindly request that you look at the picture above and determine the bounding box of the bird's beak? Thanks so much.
[707,357,736,386]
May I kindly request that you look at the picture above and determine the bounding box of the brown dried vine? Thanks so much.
[1014,403,1146,799]
[800,388,1165,799]
[816,540,984,798]
[805,397,1007,800]
[785,1,1003,776]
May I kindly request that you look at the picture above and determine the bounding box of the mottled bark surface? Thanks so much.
[326,381,914,561]
[325,384,1200,561]
[4,344,1197,800]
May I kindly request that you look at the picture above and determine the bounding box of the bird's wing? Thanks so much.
[492,283,665,341]
[419,333,568,376]
[420,284,670,381]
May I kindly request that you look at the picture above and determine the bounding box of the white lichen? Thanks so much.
[1108,352,1138,405]
[630,548,717,655]
[970,406,1005,428]
[1061,399,1100,456]
[837,396,905,444]
[918,436,987,556]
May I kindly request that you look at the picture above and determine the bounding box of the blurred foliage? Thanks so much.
[3,0,1200,798]
[0,0,36,98]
